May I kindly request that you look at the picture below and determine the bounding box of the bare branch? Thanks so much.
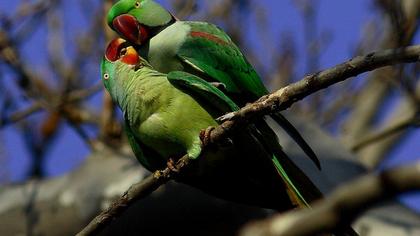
[0,83,101,129]
[358,81,420,167]
[342,0,420,165]
[217,45,420,126]
[77,45,420,236]
[171,0,197,19]
[351,114,420,151]
[66,83,103,102]
[76,155,191,236]
[0,102,43,127]
[240,162,420,236]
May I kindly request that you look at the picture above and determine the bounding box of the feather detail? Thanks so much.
[190,31,228,45]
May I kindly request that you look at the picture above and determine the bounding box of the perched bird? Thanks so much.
[101,38,323,211]
[106,0,321,170]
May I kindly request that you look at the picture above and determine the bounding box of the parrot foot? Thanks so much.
[199,126,215,147]
[167,158,180,173]
[200,126,233,148]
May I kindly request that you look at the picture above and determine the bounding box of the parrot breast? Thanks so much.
[141,21,190,73]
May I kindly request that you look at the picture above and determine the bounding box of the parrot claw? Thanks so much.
[199,126,215,147]
[167,158,180,173]
[200,126,233,148]
[216,112,235,122]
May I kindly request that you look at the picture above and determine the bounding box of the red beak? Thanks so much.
[113,14,148,45]
[105,38,126,62]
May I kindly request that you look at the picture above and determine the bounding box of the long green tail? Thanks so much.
[252,120,322,208]
[271,155,310,208]
[270,146,359,236]
[271,152,359,236]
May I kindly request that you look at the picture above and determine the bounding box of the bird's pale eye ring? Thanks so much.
[120,48,127,57]
[134,1,141,8]
[103,73,110,80]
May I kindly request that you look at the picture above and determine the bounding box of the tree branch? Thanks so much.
[351,114,420,151]
[342,0,420,166]
[240,161,420,236]
[216,45,420,126]
[0,102,43,127]
[77,45,420,236]
[76,155,191,236]
[357,81,420,168]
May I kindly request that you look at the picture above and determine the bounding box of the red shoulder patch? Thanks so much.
[190,31,228,45]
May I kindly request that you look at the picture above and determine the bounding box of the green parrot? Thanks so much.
[106,0,321,170]
[101,38,323,211]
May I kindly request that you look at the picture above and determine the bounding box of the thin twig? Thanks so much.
[66,83,103,102]
[342,0,420,164]
[172,0,196,19]
[0,102,43,127]
[358,80,420,168]
[0,85,102,129]
[0,30,54,100]
[351,114,420,151]
[240,161,420,236]
[216,45,420,127]
[76,45,420,236]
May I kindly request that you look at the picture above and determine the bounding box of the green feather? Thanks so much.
[178,21,268,99]
[272,156,310,207]
[167,71,239,112]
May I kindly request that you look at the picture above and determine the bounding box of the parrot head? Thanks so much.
[107,0,173,45]
[101,38,142,95]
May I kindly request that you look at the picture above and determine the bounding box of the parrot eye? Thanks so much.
[103,73,110,80]
[134,1,141,8]
[120,47,127,57]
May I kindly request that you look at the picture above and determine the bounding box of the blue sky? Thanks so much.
[1,0,419,211]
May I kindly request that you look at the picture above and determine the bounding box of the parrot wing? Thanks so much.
[167,70,239,112]
[177,22,268,100]
[124,118,166,171]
